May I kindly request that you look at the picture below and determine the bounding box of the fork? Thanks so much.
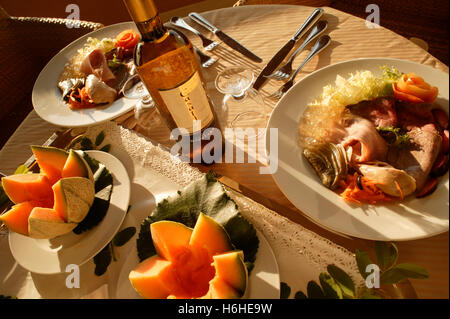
[271,35,331,99]
[265,20,328,81]
[194,47,217,68]
[170,16,219,51]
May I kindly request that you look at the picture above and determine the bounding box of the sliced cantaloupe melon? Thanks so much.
[1,146,98,239]
[28,207,77,239]
[52,177,95,223]
[62,150,94,182]
[0,201,51,236]
[129,213,248,299]
[189,213,233,257]
[129,255,175,299]
[213,250,248,295]
[31,146,69,185]
[150,221,193,262]
[1,174,53,204]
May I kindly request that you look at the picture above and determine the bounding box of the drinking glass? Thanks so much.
[215,67,267,138]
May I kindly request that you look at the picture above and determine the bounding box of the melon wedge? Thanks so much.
[129,255,177,299]
[1,174,53,204]
[150,221,193,261]
[130,213,248,299]
[189,213,233,257]
[213,250,248,295]
[28,207,77,239]
[31,146,69,185]
[62,150,94,182]
[53,177,95,223]
[0,201,51,236]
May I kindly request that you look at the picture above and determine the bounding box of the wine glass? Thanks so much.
[215,67,267,138]
[122,74,161,132]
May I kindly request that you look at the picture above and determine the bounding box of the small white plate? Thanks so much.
[266,58,449,241]
[9,150,131,274]
[114,229,280,299]
[32,22,138,127]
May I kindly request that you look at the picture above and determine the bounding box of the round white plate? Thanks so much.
[9,150,131,274]
[266,58,449,241]
[32,22,138,127]
[114,229,280,299]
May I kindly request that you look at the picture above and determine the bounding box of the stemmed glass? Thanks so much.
[122,74,161,132]
[215,67,267,138]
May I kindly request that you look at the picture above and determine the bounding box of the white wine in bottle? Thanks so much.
[123,0,221,163]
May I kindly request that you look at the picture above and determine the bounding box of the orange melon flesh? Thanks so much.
[62,150,92,181]
[189,213,233,257]
[213,251,247,294]
[208,277,241,299]
[28,207,77,239]
[0,201,45,236]
[1,174,53,204]
[31,146,68,185]
[150,221,193,262]
[129,255,175,299]
[130,213,248,299]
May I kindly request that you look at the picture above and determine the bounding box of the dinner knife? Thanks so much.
[188,12,263,63]
[252,7,324,90]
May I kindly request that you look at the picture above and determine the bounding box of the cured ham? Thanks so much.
[80,49,116,82]
[333,117,388,163]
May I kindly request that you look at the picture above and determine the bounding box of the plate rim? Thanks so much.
[31,21,138,128]
[8,150,131,274]
[265,57,449,241]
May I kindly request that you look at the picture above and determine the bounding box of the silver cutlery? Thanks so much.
[253,7,324,90]
[170,16,219,51]
[265,20,328,81]
[194,47,217,68]
[188,12,262,63]
[271,35,331,99]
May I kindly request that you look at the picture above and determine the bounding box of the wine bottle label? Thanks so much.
[159,72,213,134]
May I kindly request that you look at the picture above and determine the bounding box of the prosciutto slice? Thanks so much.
[329,117,388,163]
[80,49,116,82]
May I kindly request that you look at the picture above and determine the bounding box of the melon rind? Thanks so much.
[53,177,95,223]
[28,207,77,239]
[62,150,94,182]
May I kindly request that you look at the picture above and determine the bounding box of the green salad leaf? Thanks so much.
[136,172,259,272]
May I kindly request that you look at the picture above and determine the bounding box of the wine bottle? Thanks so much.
[122,0,221,163]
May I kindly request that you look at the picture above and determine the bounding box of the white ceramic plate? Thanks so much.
[266,58,449,241]
[9,150,131,274]
[32,22,138,127]
[114,228,280,299]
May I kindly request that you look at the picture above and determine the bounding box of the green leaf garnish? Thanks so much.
[95,131,105,146]
[80,137,94,151]
[99,144,111,153]
[112,227,136,247]
[306,281,326,299]
[136,172,259,273]
[380,263,429,285]
[376,126,410,148]
[355,249,375,279]
[375,241,398,271]
[280,282,291,299]
[294,291,307,299]
[327,264,356,298]
[319,273,343,299]
[93,244,112,276]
